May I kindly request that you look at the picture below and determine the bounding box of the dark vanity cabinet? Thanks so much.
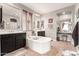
[0,33,26,56]
[38,31,45,37]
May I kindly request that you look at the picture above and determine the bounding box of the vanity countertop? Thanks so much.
[0,30,26,35]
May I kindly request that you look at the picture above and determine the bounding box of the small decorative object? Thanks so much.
[32,30,36,36]
[57,27,60,32]
[0,21,4,29]
[48,18,53,23]
[10,18,17,22]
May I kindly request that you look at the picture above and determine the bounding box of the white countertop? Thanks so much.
[0,30,26,35]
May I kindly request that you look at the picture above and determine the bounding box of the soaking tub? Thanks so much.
[27,36,52,54]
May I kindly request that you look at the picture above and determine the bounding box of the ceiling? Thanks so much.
[22,3,75,14]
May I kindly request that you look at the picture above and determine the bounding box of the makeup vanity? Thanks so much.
[56,6,75,42]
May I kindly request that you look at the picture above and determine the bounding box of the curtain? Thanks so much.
[23,10,33,36]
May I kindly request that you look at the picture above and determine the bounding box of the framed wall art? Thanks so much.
[48,18,53,23]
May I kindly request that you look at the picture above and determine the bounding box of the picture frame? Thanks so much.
[48,18,53,23]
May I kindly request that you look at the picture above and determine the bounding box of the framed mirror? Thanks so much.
[2,4,22,30]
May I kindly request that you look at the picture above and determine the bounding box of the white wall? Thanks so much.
[41,12,58,41]
[21,11,27,31]
[41,5,75,41]
[75,4,79,23]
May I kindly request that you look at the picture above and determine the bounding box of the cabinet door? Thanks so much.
[1,34,15,55]
[15,33,26,49]
[8,34,15,52]
[1,35,10,55]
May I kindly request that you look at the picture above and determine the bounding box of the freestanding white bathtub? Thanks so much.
[27,36,52,54]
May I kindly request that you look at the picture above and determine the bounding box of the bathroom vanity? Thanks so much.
[0,4,27,56]
[0,31,26,56]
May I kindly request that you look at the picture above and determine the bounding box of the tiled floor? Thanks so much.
[4,41,76,56]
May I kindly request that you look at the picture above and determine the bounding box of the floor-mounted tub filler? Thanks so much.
[27,36,52,54]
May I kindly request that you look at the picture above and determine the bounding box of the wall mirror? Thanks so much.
[1,4,22,31]
[57,10,73,33]
[41,20,44,29]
